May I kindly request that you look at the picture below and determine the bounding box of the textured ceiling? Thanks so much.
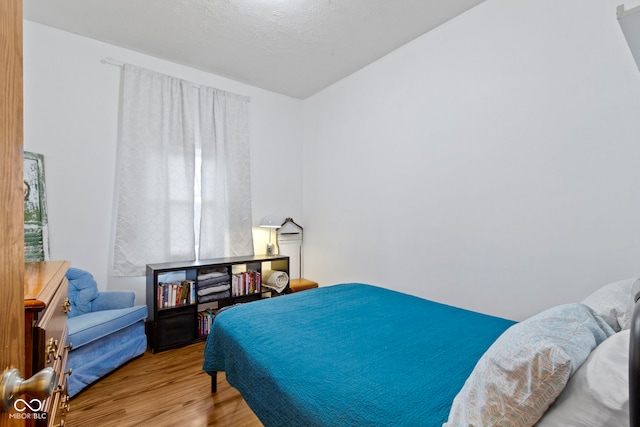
[24,0,486,99]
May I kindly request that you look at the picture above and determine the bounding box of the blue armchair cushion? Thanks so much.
[67,305,148,349]
[66,268,99,318]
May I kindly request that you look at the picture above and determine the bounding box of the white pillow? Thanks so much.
[444,304,614,427]
[535,330,629,426]
[581,277,640,331]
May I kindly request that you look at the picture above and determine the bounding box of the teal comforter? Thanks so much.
[203,283,515,426]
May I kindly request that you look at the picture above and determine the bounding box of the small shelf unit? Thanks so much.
[146,254,290,353]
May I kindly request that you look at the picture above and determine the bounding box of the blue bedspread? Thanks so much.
[203,283,515,427]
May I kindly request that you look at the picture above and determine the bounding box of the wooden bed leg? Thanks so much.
[211,371,218,393]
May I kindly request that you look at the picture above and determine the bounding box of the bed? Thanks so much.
[203,281,638,427]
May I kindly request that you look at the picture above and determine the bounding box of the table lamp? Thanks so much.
[259,215,281,255]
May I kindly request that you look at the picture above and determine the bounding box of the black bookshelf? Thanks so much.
[146,254,290,353]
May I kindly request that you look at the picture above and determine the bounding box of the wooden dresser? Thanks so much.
[24,261,72,427]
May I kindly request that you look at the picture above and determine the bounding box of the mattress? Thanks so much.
[203,283,516,427]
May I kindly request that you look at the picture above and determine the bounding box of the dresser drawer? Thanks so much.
[34,277,70,370]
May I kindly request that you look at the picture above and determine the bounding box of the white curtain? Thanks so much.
[198,88,253,259]
[114,65,196,276]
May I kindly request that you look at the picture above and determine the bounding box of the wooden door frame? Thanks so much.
[0,0,26,425]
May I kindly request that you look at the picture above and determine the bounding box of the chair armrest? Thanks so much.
[91,291,135,311]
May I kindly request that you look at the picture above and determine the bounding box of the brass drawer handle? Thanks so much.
[61,297,71,314]
[46,338,60,364]
[59,393,71,413]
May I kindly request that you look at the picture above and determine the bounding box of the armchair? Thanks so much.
[65,268,148,397]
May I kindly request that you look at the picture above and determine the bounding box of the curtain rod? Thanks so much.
[100,57,124,67]
[99,57,251,102]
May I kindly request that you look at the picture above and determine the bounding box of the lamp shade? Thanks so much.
[259,215,282,228]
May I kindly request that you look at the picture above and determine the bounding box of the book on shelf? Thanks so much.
[157,280,196,308]
[231,270,261,297]
[197,308,216,336]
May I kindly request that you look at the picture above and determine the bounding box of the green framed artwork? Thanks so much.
[24,151,50,262]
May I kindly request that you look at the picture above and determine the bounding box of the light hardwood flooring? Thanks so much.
[64,341,263,427]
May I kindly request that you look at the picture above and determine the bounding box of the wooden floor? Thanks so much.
[64,342,263,427]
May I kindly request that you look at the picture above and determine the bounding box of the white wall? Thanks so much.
[23,21,303,303]
[302,0,640,320]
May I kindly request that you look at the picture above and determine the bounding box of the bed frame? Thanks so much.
[630,292,640,427]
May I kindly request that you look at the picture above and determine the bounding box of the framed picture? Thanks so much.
[24,151,50,262]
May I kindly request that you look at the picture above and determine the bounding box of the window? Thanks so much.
[113,65,253,276]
